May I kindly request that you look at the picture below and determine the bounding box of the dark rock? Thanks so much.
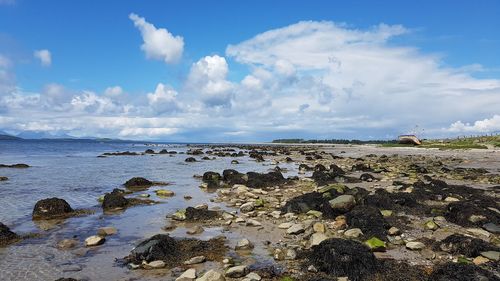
[351,163,372,172]
[202,172,221,182]
[346,205,388,240]
[281,192,335,218]
[285,157,293,162]
[246,171,285,188]
[0,222,19,246]
[299,164,313,171]
[159,149,169,154]
[434,234,500,257]
[0,163,30,168]
[0,176,7,181]
[360,173,375,182]
[124,177,153,188]
[185,157,196,162]
[32,198,74,220]
[144,149,155,154]
[429,262,500,281]
[223,169,246,185]
[185,207,220,221]
[309,238,378,281]
[102,189,128,210]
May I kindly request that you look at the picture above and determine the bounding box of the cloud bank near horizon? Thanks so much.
[0,18,499,141]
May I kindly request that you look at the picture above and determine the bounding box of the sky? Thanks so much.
[1,0,500,141]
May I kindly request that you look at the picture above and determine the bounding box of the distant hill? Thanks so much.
[0,130,21,140]
[16,131,77,139]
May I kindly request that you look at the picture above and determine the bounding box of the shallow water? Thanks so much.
[0,140,297,281]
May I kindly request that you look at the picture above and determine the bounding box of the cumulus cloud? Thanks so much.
[185,55,233,107]
[104,86,123,97]
[34,49,52,67]
[447,115,500,133]
[129,13,184,64]
[147,83,180,114]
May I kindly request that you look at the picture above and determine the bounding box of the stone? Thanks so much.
[388,227,401,236]
[246,219,262,227]
[222,213,234,220]
[176,268,197,281]
[196,269,225,281]
[184,256,206,265]
[32,198,74,219]
[328,195,356,212]
[97,226,117,236]
[172,209,187,221]
[286,248,298,260]
[57,239,78,249]
[240,202,255,213]
[187,226,205,235]
[425,220,439,231]
[307,210,323,218]
[235,238,254,250]
[84,235,105,247]
[243,272,261,281]
[466,228,491,238]
[344,228,363,238]
[380,210,393,217]
[225,265,248,278]
[364,237,386,252]
[480,251,499,261]
[482,223,500,234]
[286,223,305,235]
[143,260,166,269]
[308,265,318,272]
[310,233,328,246]
[313,222,326,233]
[406,241,425,250]
[473,256,490,265]
[278,222,293,229]
[444,196,460,202]
[155,189,175,197]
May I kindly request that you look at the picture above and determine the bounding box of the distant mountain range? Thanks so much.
[0,130,135,143]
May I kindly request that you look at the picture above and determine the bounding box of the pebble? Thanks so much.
[308,265,318,273]
[184,256,206,265]
[313,222,326,233]
[246,219,262,227]
[243,272,261,281]
[286,223,305,235]
[388,227,401,236]
[225,265,248,278]
[466,228,491,238]
[480,251,499,261]
[482,223,500,234]
[186,226,205,235]
[473,256,490,265]
[278,222,293,229]
[195,269,225,281]
[57,239,78,249]
[310,233,328,246]
[155,189,175,197]
[84,235,105,247]
[235,238,254,250]
[97,226,117,236]
[344,228,363,238]
[285,248,298,260]
[406,241,425,250]
[328,195,356,211]
[176,268,197,281]
[143,260,166,269]
[240,202,255,212]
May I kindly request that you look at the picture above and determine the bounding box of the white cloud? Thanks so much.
[34,49,52,67]
[104,86,123,97]
[185,55,233,107]
[447,115,500,133]
[147,83,180,114]
[129,13,184,64]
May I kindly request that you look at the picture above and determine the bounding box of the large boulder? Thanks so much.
[246,171,285,188]
[102,189,129,210]
[222,169,247,185]
[0,222,19,246]
[281,192,335,218]
[32,198,74,220]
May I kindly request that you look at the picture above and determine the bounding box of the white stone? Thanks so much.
[406,241,425,250]
[176,268,197,281]
[310,233,328,246]
[196,269,225,281]
[225,265,248,278]
[286,223,305,235]
[184,256,206,265]
[84,235,105,247]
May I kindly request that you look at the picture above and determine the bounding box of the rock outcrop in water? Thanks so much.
[0,163,30,168]
[102,189,129,210]
[0,222,19,246]
[124,177,153,189]
[32,198,74,220]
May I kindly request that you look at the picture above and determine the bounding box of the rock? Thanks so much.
[85,235,105,247]
[246,219,262,227]
[231,160,239,164]
[186,226,205,235]
[360,173,375,182]
[184,256,206,265]
[364,237,386,252]
[406,241,425,250]
[310,233,328,246]
[185,157,197,162]
[144,149,155,154]
[286,248,298,260]
[278,222,293,229]
[57,239,78,249]
[225,265,248,278]
[425,220,439,231]
[466,228,491,238]
[32,198,74,220]
[240,202,255,213]
[0,163,29,168]
[344,228,363,238]
[444,196,460,202]
[480,251,499,261]
[243,272,261,281]
[307,265,318,272]
[473,256,490,265]
[329,195,356,212]
[155,189,175,197]
[185,207,220,221]
[97,226,117,236]
[482,223,500,234]
[380,210,393,217]
[313,222,326,233]
[124,177,153,188]
[286,223,305,235]
[172,209,187,221]
[0,176,7,181]
[196,270,225,281]
[235,238,254,250]
[177,268,197,281]
[0,222,19,246]
[102,189,128,210]
[144,260,166,269]
[388,227,401,236]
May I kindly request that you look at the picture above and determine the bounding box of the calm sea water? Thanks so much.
[0,140,298,281]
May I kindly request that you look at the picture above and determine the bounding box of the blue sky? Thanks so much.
[1,0,499,141]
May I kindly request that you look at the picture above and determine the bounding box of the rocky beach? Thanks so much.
[0,141,499,281]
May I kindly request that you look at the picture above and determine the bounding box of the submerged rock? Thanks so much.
[124,177,153,189]
[0,222,19,246]
[32,198,74,220]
